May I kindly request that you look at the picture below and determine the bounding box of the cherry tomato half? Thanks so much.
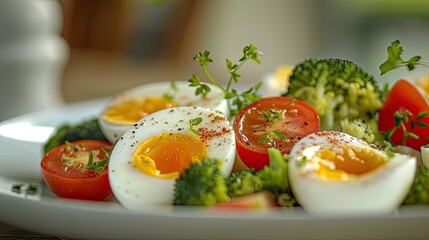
[233,96,320,170]
[378,79,429,151]
[41,140,113,201]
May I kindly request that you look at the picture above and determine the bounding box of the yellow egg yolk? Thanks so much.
[103,97,178,125]
[315,146,387,180]
[275,65,294,92]
[416,74,429,95]
[132,132,207,179]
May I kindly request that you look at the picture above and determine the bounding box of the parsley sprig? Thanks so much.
[188,44,263,118]
[380,40,429,75]
[381,110,429,146]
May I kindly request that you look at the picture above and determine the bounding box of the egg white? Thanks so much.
[289,131,416,215]
[108,106,235,211]
[99,81,229,143]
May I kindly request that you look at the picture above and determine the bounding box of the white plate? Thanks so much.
[0,98,108,180]
[1,99,429,239]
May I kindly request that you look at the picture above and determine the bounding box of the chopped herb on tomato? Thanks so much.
[41,140,113,201]
[233,96,320,170]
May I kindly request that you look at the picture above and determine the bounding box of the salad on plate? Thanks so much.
[25,40,429,215]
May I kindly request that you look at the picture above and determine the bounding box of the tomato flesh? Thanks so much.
[41,140,113,201]
[378,79,429,150]
[233,96,320,170]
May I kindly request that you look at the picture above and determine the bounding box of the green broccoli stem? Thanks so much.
[322,96,344,131]
[320,106,335,131]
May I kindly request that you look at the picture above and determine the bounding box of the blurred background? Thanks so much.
[1,0,429,121]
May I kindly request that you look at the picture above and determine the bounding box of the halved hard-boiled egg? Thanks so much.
[108,106,235,211]
[289,131,416,215]
[261,65,294,97]
[99,81,228,143]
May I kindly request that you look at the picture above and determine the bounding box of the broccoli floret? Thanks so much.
[340,118,386,148]
[226,169,264,198]
[285,58,382,131]
[340,118,375,143]
[257,148,290,196]
[43,118,108,154]
[227,148,294,204]
[174,157,229,206]
[173,148,295,207]
[404,166,429,205]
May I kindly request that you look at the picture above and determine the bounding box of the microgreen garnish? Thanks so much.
[11,183,41,196]
[188,75,211,97]
[260,109,281,122]
[286,98,296,107]
[64,141,81,152]
[61,141,111,172]
[258,131,287,145]
[163,81,179,100]
[189,117,203,136]
[85,148,110,173]
[189,44,263,118]
[381,110,429,146]
[380,40,429,75]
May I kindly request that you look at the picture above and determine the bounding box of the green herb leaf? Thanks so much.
[418,111,429,119]
[260,109,281,122]
[11,183,41,196]
[379,40,404,75]
[193,50,213,67]
[380,40,429,75]
[85,149,110,173]
[257,135,271,144]
[416,122,428,128]
[190,117,203,126]
[382,108,429,146]
[257,131,288,145]
[407,56,422,70]
[188,75,211,97]
[163,81,179,100]
[381,83,390,99]
[272,131,287,140]
[407,132,420,140]
[65,140,80,151]
[394,111,402,127]
[285,98,296,108]
[240,44,263,64]
[188,44,263,120]
[189,117,203,136]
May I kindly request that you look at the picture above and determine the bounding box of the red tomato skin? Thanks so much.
[40,140,113,201]
[233,96,320,170]
[378,79,429,150]
[236,145,269,171]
